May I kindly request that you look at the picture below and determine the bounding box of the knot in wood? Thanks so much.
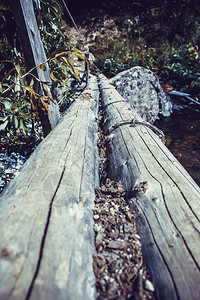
[79,92,93,101]
[134,181,148,194]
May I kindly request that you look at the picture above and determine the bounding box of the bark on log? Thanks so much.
[0,76,99,300]
[10,0,60,136]
[99,74,200,300]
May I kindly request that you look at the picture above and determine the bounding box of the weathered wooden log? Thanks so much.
[99,74,200,300]
[10,0,60,136]
[0,76,99,300]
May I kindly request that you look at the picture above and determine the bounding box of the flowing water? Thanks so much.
[155,108,200,187]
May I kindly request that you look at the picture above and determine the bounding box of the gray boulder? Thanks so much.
[109,66,172,123]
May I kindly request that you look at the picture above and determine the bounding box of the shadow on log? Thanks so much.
[0,76,99,300]
[99,74,200,300]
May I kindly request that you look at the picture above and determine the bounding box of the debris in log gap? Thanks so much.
[93,109,156,299]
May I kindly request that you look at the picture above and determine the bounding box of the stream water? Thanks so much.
[155,107,200,187]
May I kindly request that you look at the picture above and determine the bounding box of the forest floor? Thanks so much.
[93,114,156,299]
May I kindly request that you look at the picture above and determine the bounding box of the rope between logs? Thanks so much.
[104,118,165,143]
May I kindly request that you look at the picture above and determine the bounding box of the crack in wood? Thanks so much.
[78,125,88,202]
[139,131,200,225]
[8,214,39,299]
[134,199,180,300]
[24,165,66,300]
[99,74,200,299]
[137,132,200,272]
[102,100,127,112]
[147,129,200,193]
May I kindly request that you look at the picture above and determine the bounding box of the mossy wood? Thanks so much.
[0,77,99,300]
[99,74,200,300]
[10,0,60,136]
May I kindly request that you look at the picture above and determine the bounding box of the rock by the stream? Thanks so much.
[109,66,172,123]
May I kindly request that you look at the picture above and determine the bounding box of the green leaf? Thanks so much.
[14,116,19,129]
[3,100,12,110]
[19,119,27,134]
[1,67,16,84]
[0,116,7,121]
[0,119,8,131]
[50,22,58,32]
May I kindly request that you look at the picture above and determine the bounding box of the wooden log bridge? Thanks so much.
[1,74,200,299]
[0,76,99,300]
[99,74,200,300]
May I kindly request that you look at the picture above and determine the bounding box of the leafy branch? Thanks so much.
[0,48,88,134]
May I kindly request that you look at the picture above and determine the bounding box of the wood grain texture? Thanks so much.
[10,0,60,134]
[0,76,99,300]
[99,74,200,300]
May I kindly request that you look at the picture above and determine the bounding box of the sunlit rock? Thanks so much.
[109,66,172,123]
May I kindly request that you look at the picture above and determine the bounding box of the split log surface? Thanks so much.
[10,0,60,135]
[0,77,99,300]
[99,74,200,300]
